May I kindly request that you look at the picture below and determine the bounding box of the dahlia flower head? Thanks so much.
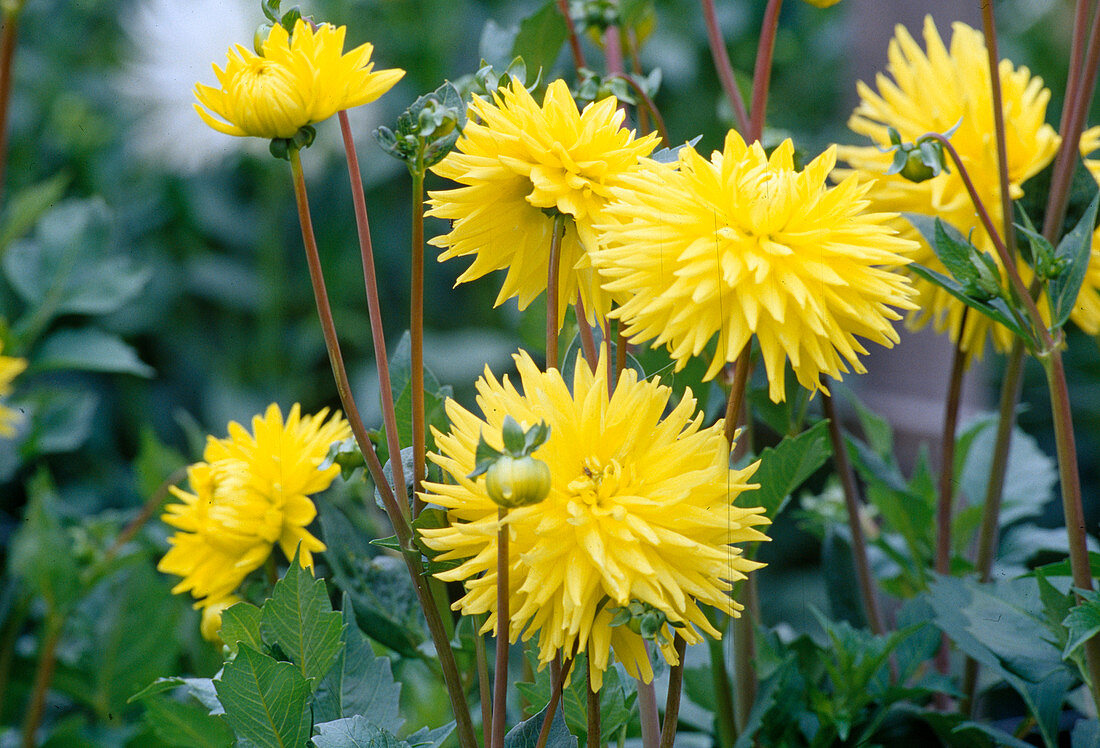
[836,16,1061,357]
[158,403,350,633]
[1073,127,1100,336]
[194,18,404,139]
[0,342,26,438]
[417,350,769,690]
[592,131,918,403]
[427,79,660,329]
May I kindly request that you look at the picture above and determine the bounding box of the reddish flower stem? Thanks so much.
[575,299,598,371]
[700,0,750,134]
[555,0,587,72]
[748,0,783,143]
[491,508,510,748]
[586,660,600,748]
[535,656,575,748]
[546,216,565,370]
[0,12,19,209]
[411,166,427,514]
[977,0,1018,259]
[659,636,688,748]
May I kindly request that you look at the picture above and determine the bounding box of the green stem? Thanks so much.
[491,508,510,748]
[1042,348,1100,715]
[338,112,409,521]
[822,394,886,637]
[733,576,757,730]
[586,659,601,748]
[659,636,688,748]
[291,146,476,748]
[1044,0,1100,241]
[748,0,783,143]
[0,594,27,719]
[536,656,574,748]
[411,165,427,516]
[0,10,20,209]
[20,613,62,748]
[636,677,660,748]
[977,0,1018,260]
[546,215,565,370]
[700,0,750,134]
[555,0,587,72]
[706,634,736,748]
[723,348,753,446]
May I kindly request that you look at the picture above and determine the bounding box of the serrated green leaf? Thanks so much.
[221,602,263,656]
[751,420,830,518]
[314,597,403,730]
[259,550,342,685]
[907,264,1031,340]
[313,717,405,748]
[504,701,577,748]
[1062,589,1100,659]
[904,214,976,282]
[141,692,235,748]
[405,723,456,748]
[216,644,311,748]
[512,2,567,81]
[1051,190,1100,328]
[32,327,154,377]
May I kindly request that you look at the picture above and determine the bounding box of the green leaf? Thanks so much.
[405,723,456,748]
[2,198,150,325]
[751,420,831,518]
[904,213,979,284]
[313,717,404,748]
[0,172,70,253]
[31,327,154,377]
[216,644,311,748]
[504,702,578,748]
[221,602,264,656]
[1050,190,1100,328]
[907,263,1031,341]
[8,469,81,614]
[1072,719,1100,748]
[130,676,224,716]
[1063,589,1100,660]
[515,654,634,745]
[841,386,893,456]
[19,389,98,456]
[259,550,343,685]
[313,596,403,730]
[511,2,568,81]
[140,693,235,748]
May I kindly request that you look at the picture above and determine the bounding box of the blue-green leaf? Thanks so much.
[1050,190,1100,328]
[1062,589,1100,660]
[751,420,831,518]
[504,702,578,748]
[32,327,154,377]
[215,644,311,748]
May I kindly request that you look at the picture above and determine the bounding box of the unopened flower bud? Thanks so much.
[484,454,551,508]
[254,23,274,55]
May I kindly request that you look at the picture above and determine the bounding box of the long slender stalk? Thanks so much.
[20,614,62,748]
[291,147,476,748]
[733,576,757,730]
[706,635,736,748]
[103,466,187,562]
[822,394,885,637]
[546,215,565,370]
[535,656,574,748]
[1043,349,1100,715]
[748,0,783,143]
[586,661,600,748]
[700,0,750,134]
[611,74,670,146]
[338,112,409,519]
[1044,0,1100,241]
[410,166,427,515]
[933,312,969,683]
[723,348,753,446]
[555,0,587,72]
[491,508,510,748]
[0,10,20,208]
[475,616,492,748]
[636,678,661,748]
[604,0,624,78]
[977,0,1018,259]
[624,31,651,137]
[575,300,599,370]
[659,636,689,748]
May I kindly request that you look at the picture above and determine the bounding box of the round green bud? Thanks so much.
[253,23,274,55]
[899,150,936,183]
[484,454,551,508]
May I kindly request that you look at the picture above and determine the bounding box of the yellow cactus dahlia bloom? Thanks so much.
[158,403,350,605]
[592,132,918,402]
[427,79,660,328]
[194,19,404,139]
[0,343,26,438]
[836,17,1060,357]
[417,350,769,690]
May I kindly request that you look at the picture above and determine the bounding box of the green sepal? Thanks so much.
[501,415,526,455]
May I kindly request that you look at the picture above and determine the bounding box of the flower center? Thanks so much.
[567,457,628,519]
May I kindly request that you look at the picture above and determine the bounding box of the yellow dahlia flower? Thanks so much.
[0,343,26,438]
[592,132,918,402]
[194,19,404,139]
[836,16,1060,357]
[417,350,769,689]
[427,79,660,328]
[158,403,350,605]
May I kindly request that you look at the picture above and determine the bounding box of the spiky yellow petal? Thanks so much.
[0,342,26,439]
[418,350,769,689]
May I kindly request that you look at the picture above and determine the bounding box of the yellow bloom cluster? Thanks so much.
[593,132,918,402]
[195,19,404,139]
[837,16,1060,357]
[428,79,659,328]
[418,351,769,689]
[0,342,26,438]
[158,403,350,639]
